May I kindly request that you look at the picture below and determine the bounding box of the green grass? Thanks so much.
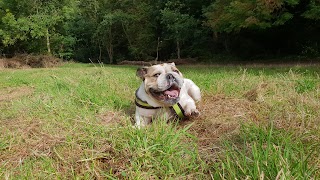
[0,63,319,179]
[215,124,318,179]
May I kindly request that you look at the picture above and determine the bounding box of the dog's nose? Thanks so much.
[167,74,175,81]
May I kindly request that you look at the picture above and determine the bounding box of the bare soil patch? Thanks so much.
[0,86,34,101]
[97,110,128,126]
[0,118,66,169]
[180,94,266,161]
[1,54,62,69]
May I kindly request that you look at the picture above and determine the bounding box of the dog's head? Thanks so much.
[137,63,184,105]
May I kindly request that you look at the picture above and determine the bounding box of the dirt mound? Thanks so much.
[118,60,158,66]
[1,54,62,69]
[166,58,198,65]
[0,59,5,69]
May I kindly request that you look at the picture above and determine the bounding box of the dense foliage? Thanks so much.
[0,0,319,63]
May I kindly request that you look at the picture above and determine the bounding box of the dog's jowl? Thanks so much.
[135,62,201,127]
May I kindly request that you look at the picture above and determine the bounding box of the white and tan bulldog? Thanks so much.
[135,62,201,127]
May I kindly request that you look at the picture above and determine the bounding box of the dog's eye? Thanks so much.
[173,70,179,74]
[153,73,161,77]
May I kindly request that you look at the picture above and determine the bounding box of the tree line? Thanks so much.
[0,0,319,63]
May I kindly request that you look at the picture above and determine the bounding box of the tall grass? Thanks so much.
[214,123,318,179]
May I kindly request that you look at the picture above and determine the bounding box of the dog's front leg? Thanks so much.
[185,79,201,103]
[179,96,200,117]
[179,79,201,118]
[135,108,152,128]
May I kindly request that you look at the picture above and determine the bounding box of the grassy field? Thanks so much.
[0,63,319,179]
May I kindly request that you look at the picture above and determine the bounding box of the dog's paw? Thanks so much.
[191,110,200,118]
[133,124,141,129]
[185,109,200,118]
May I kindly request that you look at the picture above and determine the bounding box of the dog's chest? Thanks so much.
[136,106,175,120]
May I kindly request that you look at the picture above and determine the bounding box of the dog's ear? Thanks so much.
[170,62,176,67]
[136,67,148,80]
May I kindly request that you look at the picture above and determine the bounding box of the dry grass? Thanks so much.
[0,118,64,164]
[0,87,34,101]
[180,93,261,164]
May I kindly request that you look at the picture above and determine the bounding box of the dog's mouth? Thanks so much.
[149,84,180,104]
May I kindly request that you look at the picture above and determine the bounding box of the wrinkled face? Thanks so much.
[137,63,184,105]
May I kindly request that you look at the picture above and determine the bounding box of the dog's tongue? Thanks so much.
[164,89,179,98]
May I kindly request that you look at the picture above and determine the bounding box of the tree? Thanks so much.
[93,0,156,63]
[0,0,76,57]
[28,14,63,55]
[303,0,320,20]
[0,10,30,46]
[1,0,319,61]
[95,12,123,64]
[121,2,157,60]
[161,1,197,59]
[205,0,300,33]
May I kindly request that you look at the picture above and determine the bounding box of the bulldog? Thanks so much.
[135,62,201,127]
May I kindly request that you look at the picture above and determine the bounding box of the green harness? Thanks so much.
[135,96,185,119]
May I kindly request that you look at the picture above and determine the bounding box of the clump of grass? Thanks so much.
[214,123,319,179]
[295,79,317,93]
[108,121,208,179]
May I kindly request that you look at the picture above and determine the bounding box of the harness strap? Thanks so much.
[135,95,185,119]
[135,97,161,109]
[171,103,185,119]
